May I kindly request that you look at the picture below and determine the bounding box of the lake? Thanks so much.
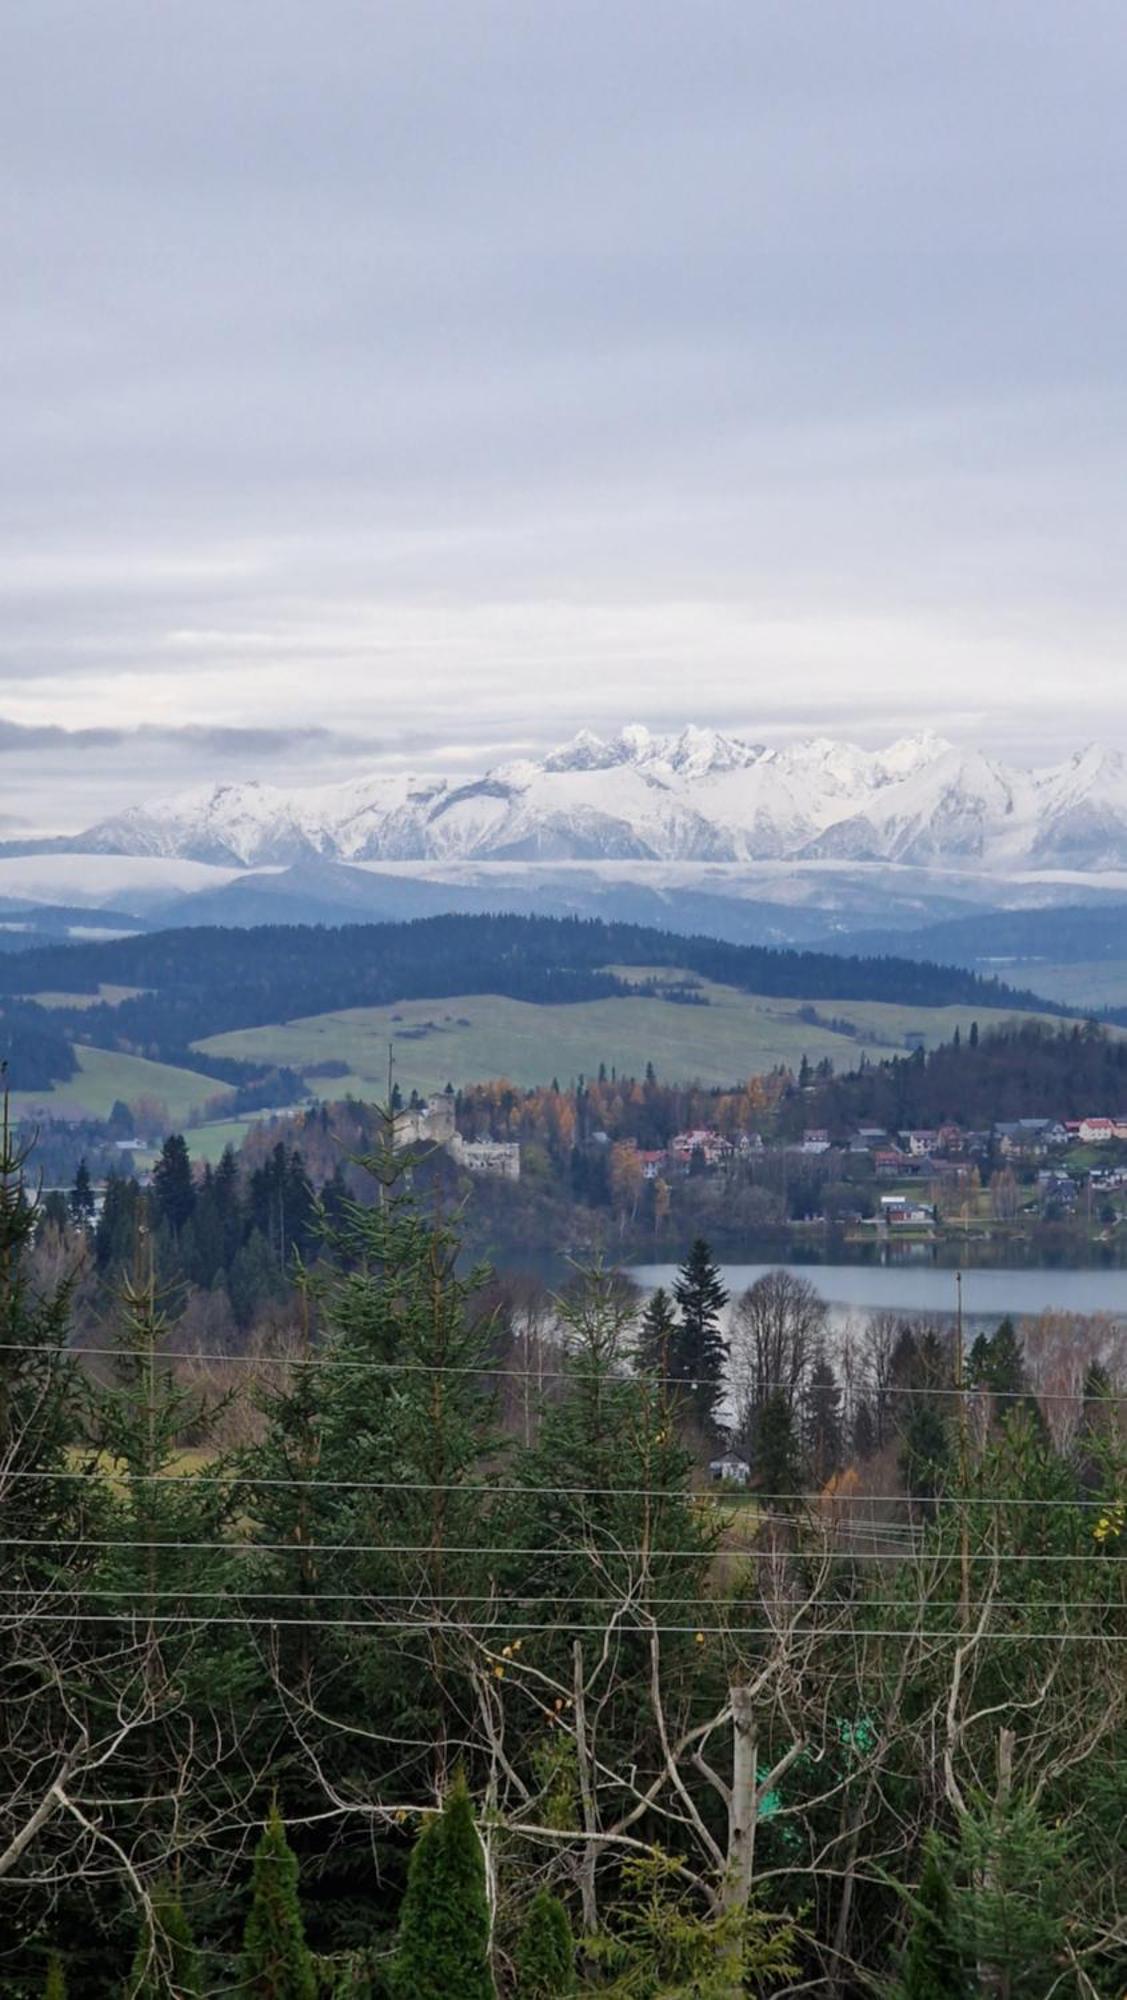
[627,1260,1127,1326]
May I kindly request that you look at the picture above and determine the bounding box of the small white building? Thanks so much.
[449,1133,521,1180]
[709,1453,751,1488]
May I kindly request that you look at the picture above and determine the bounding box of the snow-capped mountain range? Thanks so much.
[62,726,1127,872]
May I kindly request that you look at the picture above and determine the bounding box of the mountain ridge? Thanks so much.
[62,726,1127,872]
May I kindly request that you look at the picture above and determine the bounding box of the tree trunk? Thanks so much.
[572,1640,600,1935]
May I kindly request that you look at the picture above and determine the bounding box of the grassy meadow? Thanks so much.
[193,973,1057,1098]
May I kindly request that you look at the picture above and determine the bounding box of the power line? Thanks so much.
[0,1535,1115,1563]
[0,1588,1117,1611]
[0,1611,1120,1640]
[4,1341,1124,1404]
[5,1469,1118,1507]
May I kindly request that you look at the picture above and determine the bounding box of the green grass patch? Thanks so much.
[194,978,1060,1098]
[10,1045,232,1125]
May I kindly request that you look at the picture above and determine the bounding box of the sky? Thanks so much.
[3,1,1126,833]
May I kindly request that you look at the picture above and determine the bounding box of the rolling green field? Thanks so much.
[9,1045,233,1125]
[194,976,1060,1098]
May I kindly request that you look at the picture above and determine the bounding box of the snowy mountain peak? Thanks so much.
[71,727,1127,871]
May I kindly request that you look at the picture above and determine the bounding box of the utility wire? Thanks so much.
[4,1340,1124,1403]
[0,1535,1114,1562]
[6,1469,1118,1507]
[0,1611,1120,1639]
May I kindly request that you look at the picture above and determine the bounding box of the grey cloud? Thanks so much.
[0,719,380,758]
[1,2,1126,826]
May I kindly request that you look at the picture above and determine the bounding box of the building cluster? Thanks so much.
[606,1108,1127,1230]
[393,1093,521,1180]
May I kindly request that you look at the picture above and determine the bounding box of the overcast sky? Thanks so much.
[3,1,1126,832]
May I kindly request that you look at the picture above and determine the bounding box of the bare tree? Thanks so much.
[729,1269,826,1452]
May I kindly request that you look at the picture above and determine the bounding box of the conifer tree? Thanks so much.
[897,1839,968,1999]
[390,1777,495,2000]
[239,1805,316,2000]
[635,1285,677,1381]
[240,1111,501,1950]
[68,1158,95,1229]
[126,1887,200,1999]
[0,1093,86,1551]
[671,1238,729,1434]
[800,1351,843,1487]
[754,1389,803,1503]
[88,1263,240,1878]
[514,1890,575,1997]
[150,1134,196,1236]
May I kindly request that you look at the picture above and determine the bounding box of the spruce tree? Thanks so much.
[390,1777,495,2000]
[240,1114,501,1954]
[800,1351,843,1487]
[671,1238,729,1435]
[88,1266,240,1881]
[239,1805,317,2000]
[754,1389,802,1504]
[514,1890,575,1997]
[635,1285,677,1380]
[150,1134,196,1237]
[126,1887,200,1999]
[68,1159,95,1229]
[897,1840,968,1999]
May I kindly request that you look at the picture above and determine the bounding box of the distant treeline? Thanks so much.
[0,913,1064,1067]
[0,1001,78,1090]
[791,1018,1127,1135]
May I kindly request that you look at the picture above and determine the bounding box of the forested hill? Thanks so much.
[0,913,1063,1055]
[792,1018,1127,1135]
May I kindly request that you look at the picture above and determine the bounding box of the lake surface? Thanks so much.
[628,1261,1127,1325]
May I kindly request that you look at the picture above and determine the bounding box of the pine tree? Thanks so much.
[754,1390,802,1503]
[984,1317,1027,1401]
[150,1134,195,1236]
[896,1839,968,1998]
[126,1888,200,1999]
[635,1286,677,1381]
[0,1095,86,1551]
[514,1890,575,1997]
[95,1174,144,1275]
[390,1777,495,2000]
[801,1351,843,1487]
[671,1238,729,1434]
[89,1266,239,1878]
[68,1159,95,1228]
[239,1805,317,2000]
[240,1117,502,1949]
[44,1956,67,2000]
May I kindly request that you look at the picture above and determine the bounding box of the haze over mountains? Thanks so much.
[60,726,1127,870]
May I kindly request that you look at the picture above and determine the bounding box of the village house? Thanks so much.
[900,1129,940,1157]
[995,1117,1057,1160]
[708,1451,751,1488]
[878,1193,935,1229]
[800,1128,832,1153]
[670,1128,733,1167]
